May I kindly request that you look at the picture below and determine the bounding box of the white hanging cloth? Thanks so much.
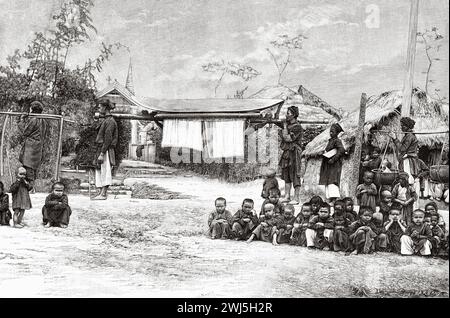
[161,119,203,151]
[203,119,245,158]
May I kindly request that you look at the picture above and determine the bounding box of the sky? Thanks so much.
[0,0,448,111]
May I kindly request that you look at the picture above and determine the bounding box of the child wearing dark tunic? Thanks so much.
[424,202,446,228]
[306,202,334,250]
[290,202,313,246]
[384,204,406,254]
[208,197,233,239]
[347,207,386,255]
[231,198,259,240]
[260,188,284,217]
[343,197,358,222]
[42,182,72,228]
[247,203,278,244]
[392,173,417,226]
[309,196,324,216]
[261,168,279,199]
[273,204,296,245]
[0,182,12,226]
[332,200,351,252]
[9,167,33,228]
[428,214,447,257]
[356,171,377,213]
[400,209,432,256]
[379,190,393,223]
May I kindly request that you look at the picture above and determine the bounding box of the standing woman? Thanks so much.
[319,123,346,203]
[279,106,303,205]
[18,101,48,184]
[93,99,118,200]
[389,117,421,193]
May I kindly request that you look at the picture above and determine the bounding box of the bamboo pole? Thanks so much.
[350,93,367,201]
[0,111,76,123]
[55,116,64,181]
[401,0,420,117]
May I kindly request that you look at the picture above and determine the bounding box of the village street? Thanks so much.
[0,162,448,298]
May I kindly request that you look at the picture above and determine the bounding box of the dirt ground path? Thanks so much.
[0,172,448,297]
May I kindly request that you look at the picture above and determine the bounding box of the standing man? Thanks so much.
[18,101,48,184]
[93,99,118,200]
[279,106,303,205]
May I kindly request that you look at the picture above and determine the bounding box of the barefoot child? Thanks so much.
[429,214,447,257]
[42,182,72,228]
[343,197,358,222]
[379,190,393,222]
[348,206,386,255]
[356,171,378,213]
[392,173,417,225]
[231,199,259,240]
[401,209,432,256]
[290,202,313,246]
[9,167,33,228]
[306,202,334,250]
[384,203,407,254]
[0,182,12,226]
[273,204,296,245]
[208,197,233,239]
[247,203,278,245]
[333,200,351,252]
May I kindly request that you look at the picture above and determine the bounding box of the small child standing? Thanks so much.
[333,200,351,252]
[231,198,259,240]
[379,190,393,223]
[401,209,432,256]
[9,167,33,228]
[306,202,334,250]
[42,182,72,228]
[260,188,284,217]
[384,203,407,254]
[261,168,279,199]
[208,197,233,239]
[0,181,12,226]
[247,203,278,244]
[356,171,378,213]
[392,173,418,226]
[272,204,296,245]
[290,202,313,246]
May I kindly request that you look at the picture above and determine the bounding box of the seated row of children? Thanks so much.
[0,167,71,228]
[208,189,448,258]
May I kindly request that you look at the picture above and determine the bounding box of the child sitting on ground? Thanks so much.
[42,182,72,228]
[290,202,313,246]
[392,173,417,226]
[342,197,358,222]
[208,197,233,239]
[247,203,278,245]
[356,171,378,213]
[261,168,279,199]
[306,202,334,250]
[260,188,284,217]
[384,203,407,254]
[428,214,447,257]
[231,198,259,240]
[9,167,33,228]
[333,200,351,252]
[272,204,296,245]
[309,196,324,216]
[401,209,432,256]
[347,206,386,255]
[424,202,446,228]
[0,181,12,226]
[379,190,393,223]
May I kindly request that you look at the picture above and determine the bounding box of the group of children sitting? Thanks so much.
[208,175,448,258]
[0,167,71,228]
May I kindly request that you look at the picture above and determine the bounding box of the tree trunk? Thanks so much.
[350,93,367,202]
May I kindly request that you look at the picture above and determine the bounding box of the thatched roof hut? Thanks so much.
[301,88,449,198]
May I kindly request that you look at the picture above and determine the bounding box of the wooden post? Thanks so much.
[350,93,367,201]
[55,116,64,181]
[401,0,420,117]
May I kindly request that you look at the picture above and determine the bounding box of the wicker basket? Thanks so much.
[372,169,399,186]
[429,165,449,183]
